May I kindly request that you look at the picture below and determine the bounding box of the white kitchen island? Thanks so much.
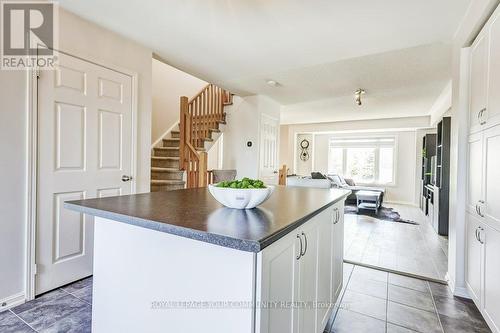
[65,186,350,333]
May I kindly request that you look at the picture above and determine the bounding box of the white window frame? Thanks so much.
[328,135,398,186]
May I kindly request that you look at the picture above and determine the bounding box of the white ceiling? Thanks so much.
[59,0,471,123]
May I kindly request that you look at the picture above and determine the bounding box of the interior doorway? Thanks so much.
[34,52,136,295]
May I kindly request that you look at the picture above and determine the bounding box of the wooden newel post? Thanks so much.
[198,151,208,187]
[179,96,189,171]
[278,164,287,186]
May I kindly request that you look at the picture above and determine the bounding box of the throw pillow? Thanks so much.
[344,178,356,186]
[311,172,326,179]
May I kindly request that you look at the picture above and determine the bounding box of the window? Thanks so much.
[328,137,396,185]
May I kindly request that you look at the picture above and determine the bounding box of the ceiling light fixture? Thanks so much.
[266,80,279,87]
[354,89,366,106]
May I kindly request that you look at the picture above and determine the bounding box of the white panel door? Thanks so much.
[36,52,134,294]
[469,32,489,134]
[482,223,500,332]
[467,132,483,216]
[483,124,500,227]
[260,114,279,185]
[465,213,483,306]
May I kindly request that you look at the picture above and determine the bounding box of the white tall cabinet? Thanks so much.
[256,201,344,333]
[466,5,500,332]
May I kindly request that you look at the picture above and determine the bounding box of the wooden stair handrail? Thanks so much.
[179,84,232,188]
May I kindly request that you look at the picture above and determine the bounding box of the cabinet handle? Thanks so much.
[475,228,480,242]
[477,200,484,217]
[478,227,485,244]
[475,204,480,216]
[479,108,487,125]
[301,232,308,256]
[296,234,303,260]
[336,209,340,223]
[333,208,339,224]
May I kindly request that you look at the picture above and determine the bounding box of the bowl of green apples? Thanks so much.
[208,178,275,209]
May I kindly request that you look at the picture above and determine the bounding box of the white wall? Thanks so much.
[60,9,152,193]
[0,71,28,306]
[151,59,207,145]
[294,131,419,204]
[222,95,281,179]
[280,116,431,204]
[295,134,313,176]
[0,8,153,306]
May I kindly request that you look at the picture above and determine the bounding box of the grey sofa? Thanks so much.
[286,174,385,204]
[328,174,385,204]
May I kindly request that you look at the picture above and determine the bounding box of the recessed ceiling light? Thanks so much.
[266,80,279,87]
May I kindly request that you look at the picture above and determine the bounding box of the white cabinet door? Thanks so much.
[468,132,484,216]
[298,219,319,333]
[470,32,489,133]
[257,231,301,333]
[466,213,483,306]
[483,125,500,227]
[332,204,344,300]
[487,12,500,129]
[316,208,334,332]
[482,223,500,332]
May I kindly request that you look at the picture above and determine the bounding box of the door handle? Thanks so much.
[301,232,308,256]
[296,234,303,260]
[121,175,133,182]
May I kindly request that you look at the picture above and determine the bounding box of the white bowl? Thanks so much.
[208,184,275,209]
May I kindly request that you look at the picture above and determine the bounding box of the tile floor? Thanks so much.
[344,203,449,281]
[0,277,92,333]
[0,265,490,333]
[326,263,491,333]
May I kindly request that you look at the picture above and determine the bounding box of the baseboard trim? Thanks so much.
[344,259,448,284]
[384,200,419,207]
[453,286,471,298]
[0,292,25,311]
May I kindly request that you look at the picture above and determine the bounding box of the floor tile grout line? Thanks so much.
[427,280,445,333]
[59,287,92,306]
[385,272,389,333]
[8,309,40,333]
[328,264,354,332]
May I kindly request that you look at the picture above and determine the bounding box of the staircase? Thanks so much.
[150,84,232,192]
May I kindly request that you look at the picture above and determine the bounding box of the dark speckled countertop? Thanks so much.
[65,186,350,252]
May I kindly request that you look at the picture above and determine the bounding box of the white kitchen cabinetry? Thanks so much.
[466,7,500,332]
[482,223,500,332]
[469,7,500,135]
[486,11,500,129]
[483,125,500,226]
[465,213,483,306]
[257,201,345,333]
[469,32,489,133]
[467,132,483,215]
